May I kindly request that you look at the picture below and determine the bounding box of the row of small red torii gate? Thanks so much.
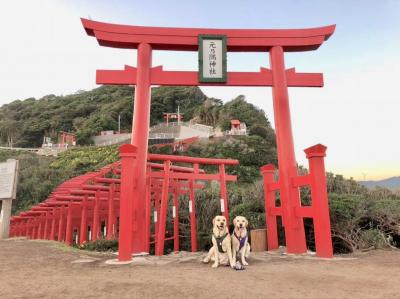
[9,152,237,256]
[9,144,330,258]
[10,19,336,260]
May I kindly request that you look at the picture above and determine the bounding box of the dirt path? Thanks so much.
[0,238,399,298]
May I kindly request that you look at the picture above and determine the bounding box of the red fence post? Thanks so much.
[57,207,65,242]
[32,220,38,239]
[43,212,49,239]
[261,164,279,250]
[65,203,73,245]
[37,219,42,239]
[107,183,115,240]
[92,190,100,241]
[144,166,152,253]
[155,160,171,256]
[20,222,24,237]
[20,222,25,237]
[173,182,180,252]
[37,215,43,239]
[27,219,33,239]
[154,192,160,238]
[219,164,229,222]
[50,210,56,240]
[305,144,333,258]
[118,144,137,261]
[79,196,88,245]
[11,221,16,237]
[189,163,199,252]
[21,221,26,237]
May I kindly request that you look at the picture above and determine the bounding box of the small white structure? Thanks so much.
[227,119,247,136]
[42,136,53,148]
[100,130,115,136]
[149,121,214,140]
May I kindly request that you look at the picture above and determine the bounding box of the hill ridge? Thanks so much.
[359,176,400,190]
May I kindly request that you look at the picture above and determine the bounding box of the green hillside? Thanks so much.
[0,85,273,148]
[0,86,208,147]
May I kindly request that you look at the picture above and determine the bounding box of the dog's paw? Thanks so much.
[242,261,249,266]
[212,263,218,268]
[202,258,209,264]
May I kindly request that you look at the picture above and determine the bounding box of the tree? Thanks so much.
[0,120,19,147]
[196,98,222,126]
[217,95,271,131]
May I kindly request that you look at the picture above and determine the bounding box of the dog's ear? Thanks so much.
[245,217,249,227]
[233,217,237,226]
[212,216,216,226]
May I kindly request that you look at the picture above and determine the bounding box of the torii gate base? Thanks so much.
[261,144,333,258]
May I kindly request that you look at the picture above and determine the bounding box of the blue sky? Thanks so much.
[1,0,399,180]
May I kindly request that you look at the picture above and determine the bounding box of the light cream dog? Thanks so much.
[203,215,234,268]
[231,216,251,266]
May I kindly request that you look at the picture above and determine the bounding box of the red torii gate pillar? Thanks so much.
[270,46,306,253]
[131,43,152,253]
[119,144,137,260]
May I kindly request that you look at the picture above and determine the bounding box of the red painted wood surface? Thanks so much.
[97,65,323,87]
[260,143,333,258]
[270,45,307,254]
[9,153,239,261]
[81,18,334,52]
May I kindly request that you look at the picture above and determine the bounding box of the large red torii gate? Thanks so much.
[81,19,335,260]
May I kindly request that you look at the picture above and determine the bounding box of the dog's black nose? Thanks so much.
[239,224,243,228]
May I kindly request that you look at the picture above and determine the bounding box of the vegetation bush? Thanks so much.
[0,150,75,214]
[329,194,400,252]
[50,145,119,173]
[79,239,118,252]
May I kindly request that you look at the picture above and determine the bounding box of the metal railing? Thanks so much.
[149,133,176,139]
[0,146,39,152]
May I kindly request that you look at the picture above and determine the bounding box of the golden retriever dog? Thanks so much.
[231,216,251,266]
[203,215,234,268]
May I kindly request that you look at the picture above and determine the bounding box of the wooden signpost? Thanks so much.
[0,159,19,239]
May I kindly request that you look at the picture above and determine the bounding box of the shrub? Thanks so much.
[329,194,400,252]
[79,239,118,252]
[359,229,387,249]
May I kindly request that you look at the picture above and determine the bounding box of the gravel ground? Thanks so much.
[0,238,399,298]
